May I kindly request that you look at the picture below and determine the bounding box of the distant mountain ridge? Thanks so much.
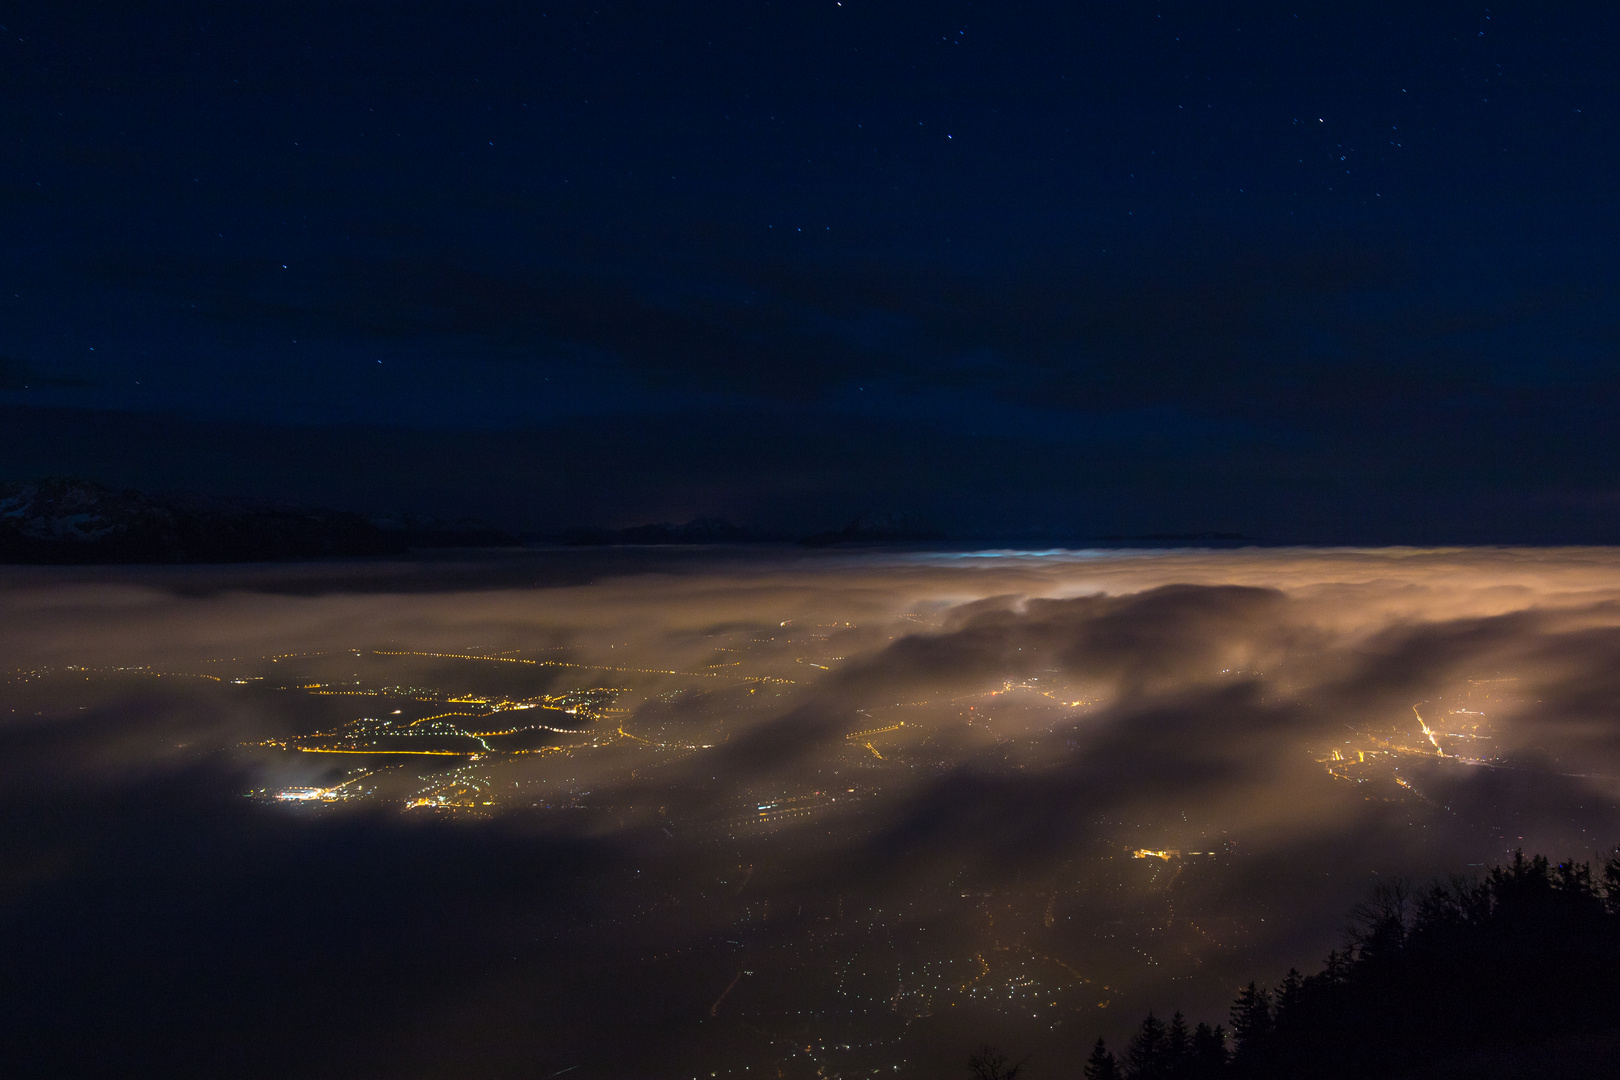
[0,477,410,564]
[0,477,1263,563]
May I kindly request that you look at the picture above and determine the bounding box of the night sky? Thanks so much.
[4,2,1619,541]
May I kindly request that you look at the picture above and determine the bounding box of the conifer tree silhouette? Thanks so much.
[1084,1037,1122,1080]
[1082,844,1620,1079]
[967,1044,1025,1080]
[1125,1010,1169,1079]
[1187,1023,1228,1078]
[1603,846,1620,916]
[1165,1010,1190,1075]
[1273,969,1302,1025]
[1228,982,1272,1054]
[1347,879,1410,964]
[1319,948,1351,985]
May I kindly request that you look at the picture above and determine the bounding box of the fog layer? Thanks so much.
[4,546,1620,1078]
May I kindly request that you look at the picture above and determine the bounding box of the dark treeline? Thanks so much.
[1077,848,1620,1079]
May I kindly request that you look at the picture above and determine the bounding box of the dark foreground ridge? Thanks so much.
[1070,848,1620,1080]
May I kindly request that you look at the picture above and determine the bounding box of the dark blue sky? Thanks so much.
[3,1,1619,539]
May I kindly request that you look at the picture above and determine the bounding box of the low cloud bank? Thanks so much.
[5,547,1620,1077]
